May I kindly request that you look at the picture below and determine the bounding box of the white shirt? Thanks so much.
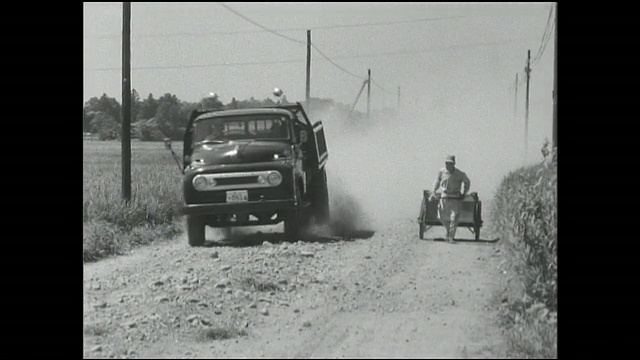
[433,167,471,198]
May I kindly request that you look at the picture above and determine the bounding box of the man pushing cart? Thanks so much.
[418,155,482,242]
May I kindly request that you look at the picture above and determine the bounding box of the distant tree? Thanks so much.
[84,91,361,137]
[155,93,182,140]
[83,107,91,133]
[237,97,264,109]
[226,97,239,110]
[90,112,120,140]
[177,101,199,135]
[137,93,158,122]
[201,94,224,111]
[84,93,122,125]
[130,88,141,123]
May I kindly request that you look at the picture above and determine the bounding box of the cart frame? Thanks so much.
[417,190,483,240]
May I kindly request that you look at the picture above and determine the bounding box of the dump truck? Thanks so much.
[166,100,330,246]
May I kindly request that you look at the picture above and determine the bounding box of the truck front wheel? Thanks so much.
[312,169,330,225]
[284,213,300,242]
[186,215,206,247]
[284,186,304,242]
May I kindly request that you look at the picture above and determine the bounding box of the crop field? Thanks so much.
[83,140,184,262]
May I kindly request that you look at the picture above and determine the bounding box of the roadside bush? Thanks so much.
[490,139,557,358]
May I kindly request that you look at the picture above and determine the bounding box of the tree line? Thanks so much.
[83,90,377,141]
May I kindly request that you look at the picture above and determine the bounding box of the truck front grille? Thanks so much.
[215,176,259,186]
[194,171,281,191]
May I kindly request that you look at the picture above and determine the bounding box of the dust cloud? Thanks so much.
[311,92,524,234]
[312,107,424,234]
[213,89,525,240]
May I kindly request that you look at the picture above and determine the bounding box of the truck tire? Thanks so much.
[312,169,330,225]
[284,213,300,242]
[284,186,304,242]
[186,215,205,247]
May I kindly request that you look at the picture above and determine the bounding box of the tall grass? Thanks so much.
[490,140,557,358]
[83,141,184,262]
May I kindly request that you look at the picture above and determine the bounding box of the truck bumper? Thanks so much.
[181,200,297,217]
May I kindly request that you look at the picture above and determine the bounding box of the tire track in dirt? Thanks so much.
[84,220,506,358]
[290,220,422,358]
[290,220,506,358]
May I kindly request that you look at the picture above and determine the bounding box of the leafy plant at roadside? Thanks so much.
[490,139,557,358]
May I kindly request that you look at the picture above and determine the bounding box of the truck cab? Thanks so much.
[178,102,329,246]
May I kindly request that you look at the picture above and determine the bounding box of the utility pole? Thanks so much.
[121,2,132,202]
[350,80,368,114]
[367,69,371,120]
[552,4,557,149]
[306,30,311,106]
[525,49,531,163]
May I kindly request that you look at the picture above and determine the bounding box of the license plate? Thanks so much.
[226,190,249,203]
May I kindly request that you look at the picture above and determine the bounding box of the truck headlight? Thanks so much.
[267,171,282,186]
[193,176,208,191]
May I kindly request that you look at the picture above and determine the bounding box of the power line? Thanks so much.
[218,2,305,45]
[533,5,553,61]
[531,4,555,65]
[84,59,304,72]
[84,37,537,72]
[342,37,536,59]
[91,15,472,39]
[317,15,468,28]
[532,18,555,66]
[310,44,366,80]
[218,2,365,81]
[370,78,394,95]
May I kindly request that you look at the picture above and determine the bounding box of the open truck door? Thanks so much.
[312,121,328,169]
[274,103,328,169]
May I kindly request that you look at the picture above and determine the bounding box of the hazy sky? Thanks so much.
[84,2,556,220]
[83,3,553,110]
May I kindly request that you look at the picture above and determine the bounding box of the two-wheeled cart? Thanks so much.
[418,190,483,240]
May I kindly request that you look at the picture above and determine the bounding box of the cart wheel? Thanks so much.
[474,226,481,241]
[419,223,425,239]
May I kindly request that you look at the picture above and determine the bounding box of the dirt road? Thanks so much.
[83,220,507,359]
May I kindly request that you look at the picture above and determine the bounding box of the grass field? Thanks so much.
[83,140,185,262]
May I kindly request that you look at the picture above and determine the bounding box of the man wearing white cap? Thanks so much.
[429,155,471,243]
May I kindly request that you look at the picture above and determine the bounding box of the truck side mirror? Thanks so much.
[300,130,308,143]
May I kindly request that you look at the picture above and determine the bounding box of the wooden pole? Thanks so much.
[121,2,132,202]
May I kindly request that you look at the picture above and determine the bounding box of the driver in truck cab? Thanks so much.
[206,122,225,141]
[269,120,286,137]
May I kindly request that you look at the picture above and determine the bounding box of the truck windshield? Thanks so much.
[193,115,290,144]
